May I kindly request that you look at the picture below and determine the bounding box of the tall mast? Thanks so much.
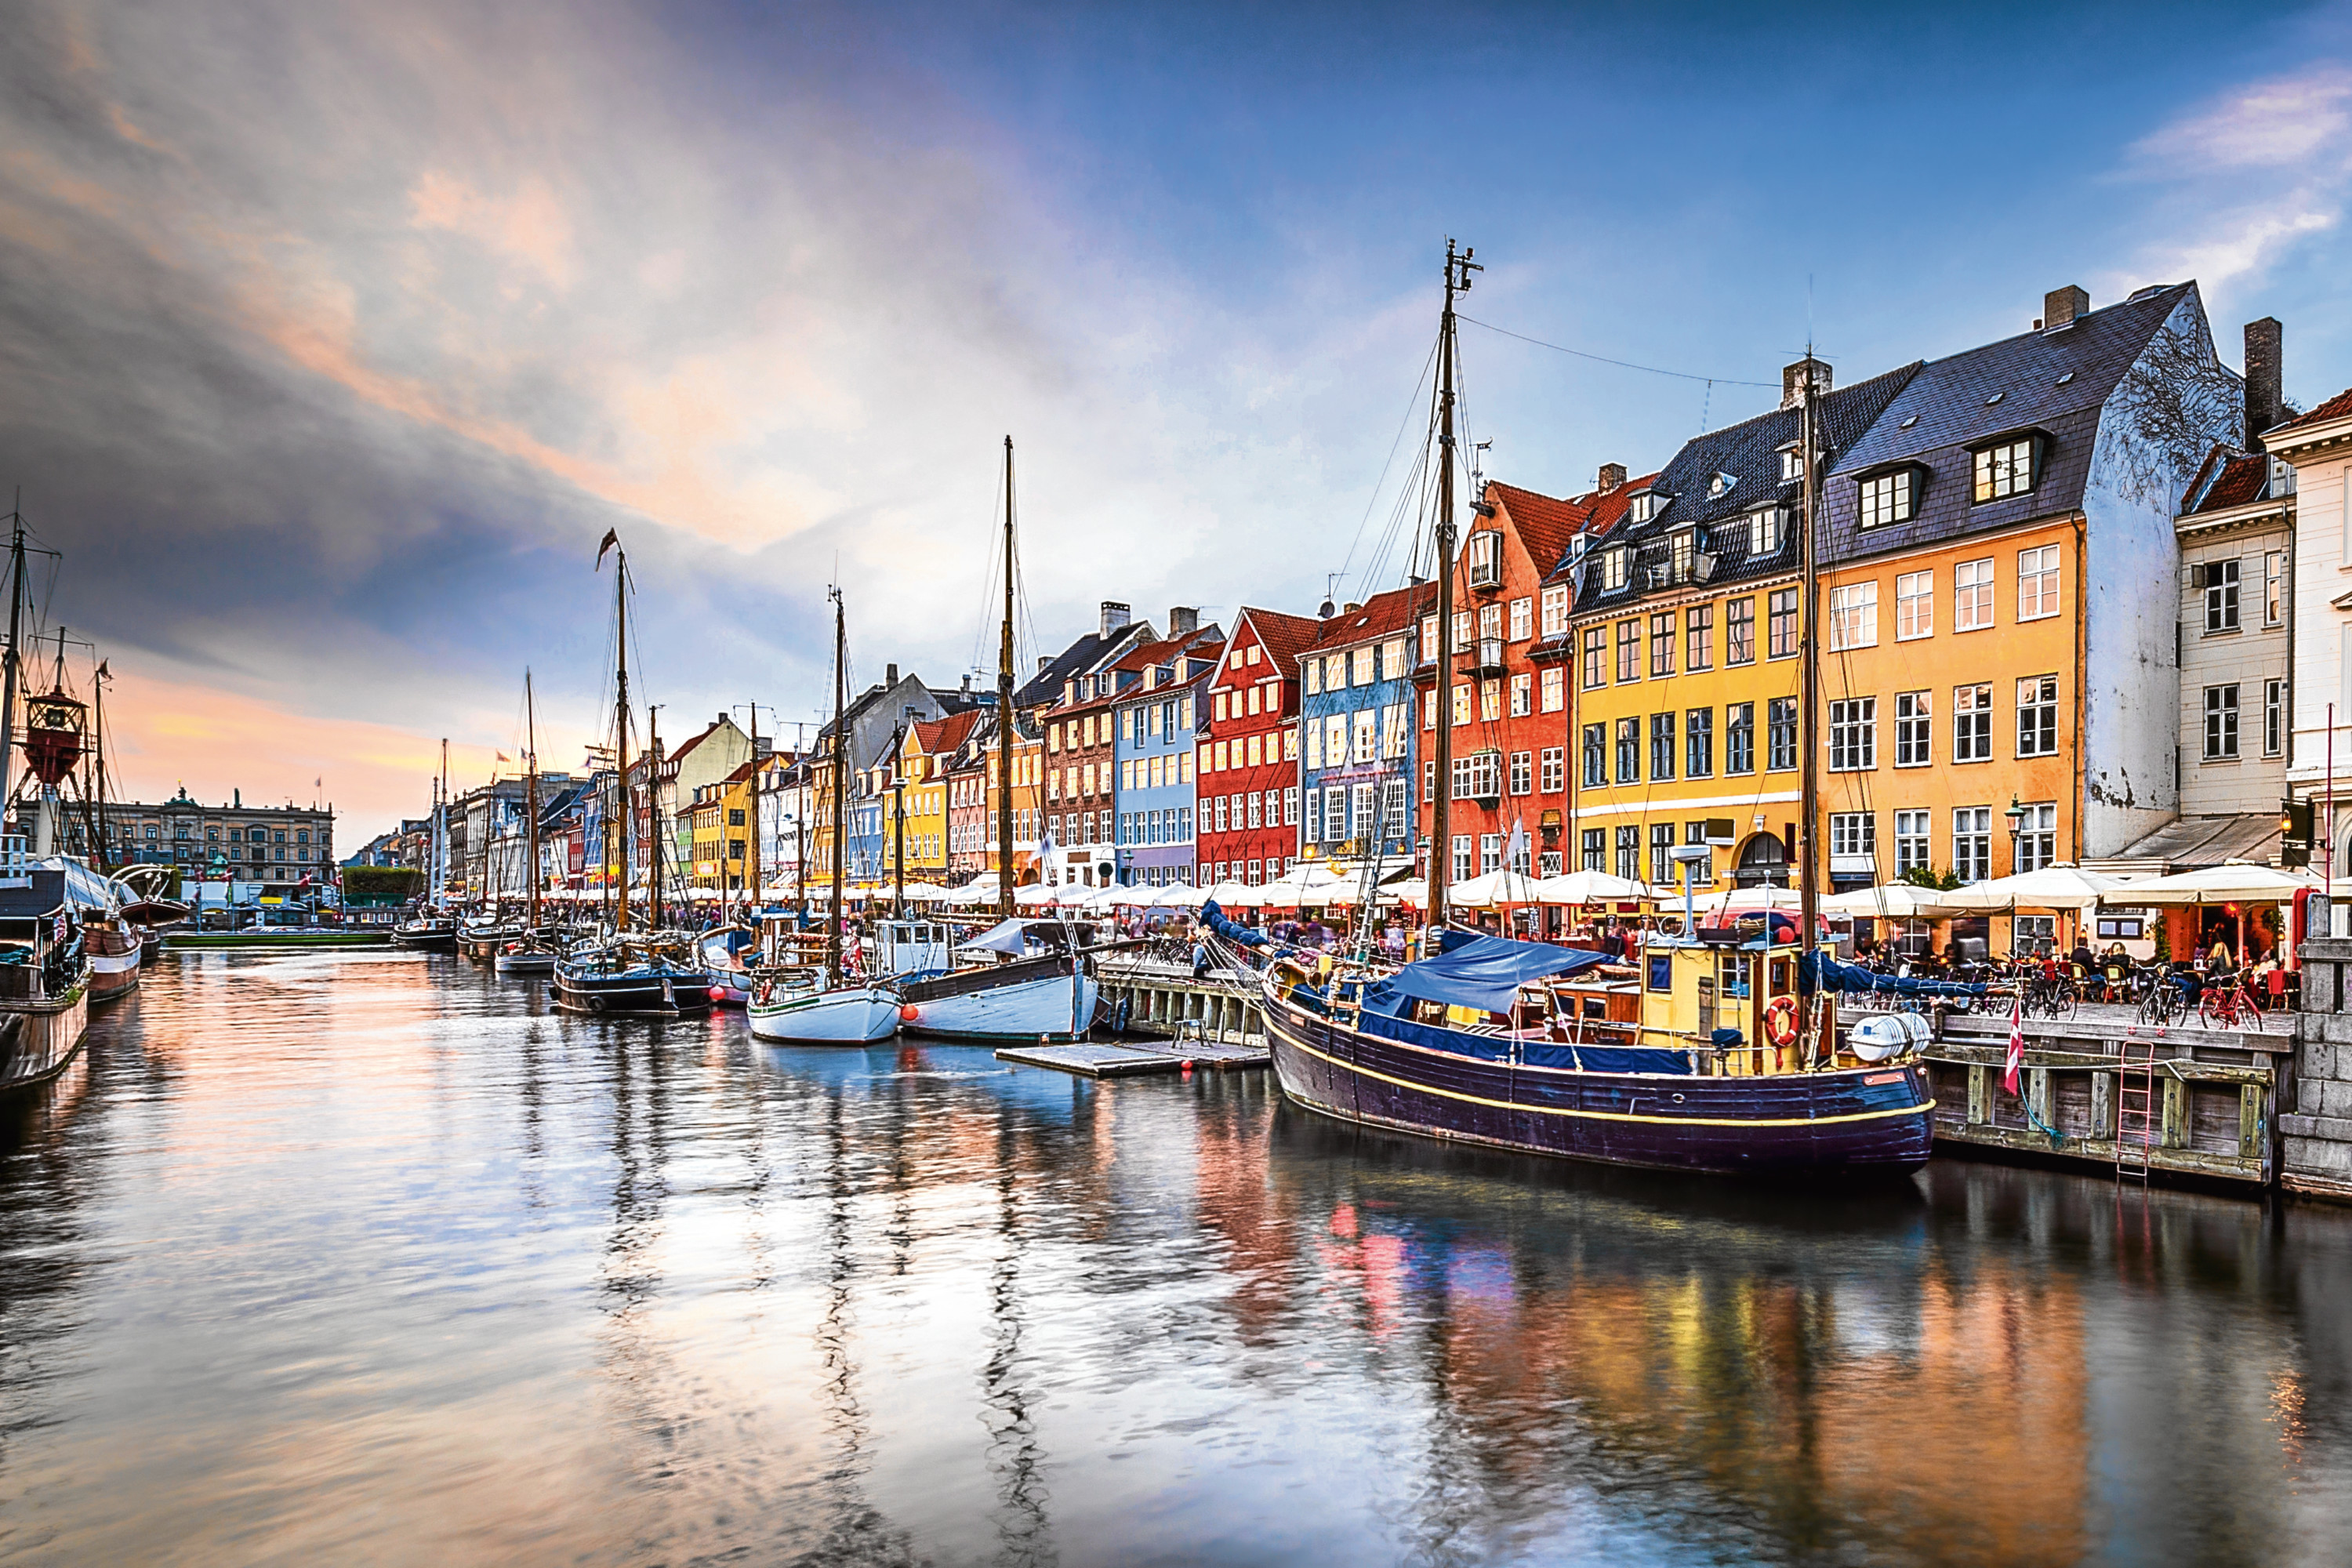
[894,720,907,911]
[1425,239,1478,933]
[524,670,541,931]
[89,656,109,870]
[613,543,632,936]
[1798,346,1823,1053]
[0,506,27,837]
[997,436,1017,922]
[437,738,448,906]
[829,586,848,982]
[647,707,665,931]
[744,703,761,916]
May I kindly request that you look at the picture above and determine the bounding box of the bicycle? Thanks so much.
[2018,967,2077,1022]
[2133,967,2189,1027]
[2197,973,2269,1033]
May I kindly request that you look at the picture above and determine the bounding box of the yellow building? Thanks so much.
[687,760,758,897]
[895,710,981,880]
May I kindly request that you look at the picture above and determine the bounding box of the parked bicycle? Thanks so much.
[2133,966,2190,1027]
[2197,971,2270,1033]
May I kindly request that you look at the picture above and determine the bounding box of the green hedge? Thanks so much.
[344,866,425,902]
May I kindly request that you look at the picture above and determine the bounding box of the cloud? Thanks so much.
[2114,62,2352,297]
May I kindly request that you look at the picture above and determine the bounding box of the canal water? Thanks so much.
[3,952,2350,1566]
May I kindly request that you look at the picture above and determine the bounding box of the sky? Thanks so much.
[2,0,2350,844]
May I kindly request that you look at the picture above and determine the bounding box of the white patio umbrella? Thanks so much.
[1151,882,1210,910]
[895,881,951,902]
[1447,869,1547,909]
[1203,880,1262,909]
[1820,883,1962,919]
[1527,869,1653,905]
[1013,883,1061,907]
[1937,864,2125,912]
[2100,861,2320,906]
[1258,862,1352,906]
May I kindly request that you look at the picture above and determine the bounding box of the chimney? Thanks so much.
[2043,285,2089,332]
[1100,601,1132,638]
[1596,462,1627,494]
[1343,601,1363,615]
[1167,605,1199,637]
[1780,357,1831,409]
[886,662,899,688]
[1037,655,1051,676]
[2245,317,2284,445]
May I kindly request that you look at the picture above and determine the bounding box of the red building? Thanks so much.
[1417,471,1649,890]
[1196,605,1319,886]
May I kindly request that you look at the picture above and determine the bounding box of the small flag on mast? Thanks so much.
[596,528,620,568]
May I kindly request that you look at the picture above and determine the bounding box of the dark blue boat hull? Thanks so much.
[1264,993,1933,1178]
[554,964,713,1018]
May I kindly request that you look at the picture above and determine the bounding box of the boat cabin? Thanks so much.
[871,920,951,978]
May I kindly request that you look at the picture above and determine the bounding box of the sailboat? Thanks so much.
[0,510,93,1096]
[393,741,459,952]
[1249,243,1942,1178]
[495,670,558,978]
[554,533,712,1018]
[898,437,1101,1044]
[746,586,902,1044]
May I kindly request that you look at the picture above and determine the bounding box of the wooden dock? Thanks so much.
[996,1036,1269,1077]
[1094,958,1269,1047]
[1918,1004,2289,1186]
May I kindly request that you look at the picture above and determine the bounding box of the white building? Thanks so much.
[2280,380,2352,868]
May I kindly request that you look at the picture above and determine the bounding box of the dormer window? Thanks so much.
[1466,529,1504,589]
[1778,447,1803,483]
[1971,435,2038,503]
[1858,469,1918,529]
[1748,506,1787,555]
[1629,492,1657,524]
[1602,548,1630,592]
[1669,530,1696,583]
[1708,470,1738,499]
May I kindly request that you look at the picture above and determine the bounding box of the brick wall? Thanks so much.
[2286,935,2352,1200]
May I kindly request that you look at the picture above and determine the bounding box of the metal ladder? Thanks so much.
[2116,1033,2158,1182]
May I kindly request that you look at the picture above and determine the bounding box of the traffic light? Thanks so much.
[2281,797,2316,867]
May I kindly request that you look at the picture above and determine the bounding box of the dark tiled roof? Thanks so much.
[1820,284,2208,560]
[1309,581,1436,651]
[1535,473,1659,591]
[2183,445,2273,514]
[2271,384,2352,438]
[1571,364,1921,615]
[1012,622,1154,710]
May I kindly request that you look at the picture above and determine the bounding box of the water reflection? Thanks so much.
[0,953,2348,1565]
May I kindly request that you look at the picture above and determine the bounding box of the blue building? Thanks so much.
[1111,619,1223,887]
[1297,583,1431,878]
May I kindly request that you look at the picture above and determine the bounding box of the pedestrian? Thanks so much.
[1191,937,1211,980]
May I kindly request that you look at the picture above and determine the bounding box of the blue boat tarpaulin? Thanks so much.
[1799,952,1987,998]
[1385,935,1606,1014]
[1200,899,1269,948]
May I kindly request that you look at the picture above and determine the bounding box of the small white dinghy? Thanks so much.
[746,967,902,1044]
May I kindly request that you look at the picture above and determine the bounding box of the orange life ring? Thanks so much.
[1762,996,1799,1047]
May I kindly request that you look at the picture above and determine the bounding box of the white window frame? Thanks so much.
[1973,437,2034,503]
[1828,696,1878,771]
[1955,558,1994,632]
[1894,691,1931,767]
[2203,683,2240,760]
[1828,580,1879,651]
[1894,809,1930,874]
[1895,570,1933,641]
[2017,545,2062,622]
[1858,470,1915,529]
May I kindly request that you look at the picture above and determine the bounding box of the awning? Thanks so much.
[2108,813,2283,871]
[1381,935,1607,1014]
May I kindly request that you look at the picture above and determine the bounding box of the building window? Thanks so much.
[1973,437,2035,503]
[1541,585,1569,637]
[1452,752,1501,800]
[1686,604,1714,670]
[1859,470,1915,528]
[1726,703,1755,775]
[1509,597,1533,641]
[1894,809,1929,874]
[1541,666,1565,713]
[1616,718,1641,784]
[1452,835,1475,883]
[1582,724,1606,787]
[1895,691,1931,767]
[2203,684,2240,760]
[1829,697,1877,771]
[1602,548,1629,591]
[1650,713,1677,781]
[1768,589,1800,658]
[1509,673,1532,717]
[2204,558,2241,633]
[1582,627,1607,688]
[1896,571,1933,641]
[1954,682,1993,763]
[2015,801,2057,873]
[1650,613,1675,677]
[1453,682,1472,727]
[1581,828,1605,872]
[2017,674,2059,757]
[2017,545,2062,621]
[1650,822,1678,884]
[1481,833,1503,876]
[2267,678,2288,757]
[1480,679,1502,722]
[2264,550,2286,626]
[1615,825,1641,880]
[1749,507,1786,555]
[1617,620,1641,682]
[1686,709,1714,779]
[1828,580,1878,650]
[1421,615,1439,663]
[1726,598,1755,665]
[1509,751,1533,796]
[1284,786,1300,826]
[1830,811,1875,864]
[1767,698,1798,771]
[1954,807,1992,884]
[1540,746,1564,793]
[1955,558,1994,631]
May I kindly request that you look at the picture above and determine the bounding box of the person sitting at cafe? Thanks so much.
[2206,936,2235,975]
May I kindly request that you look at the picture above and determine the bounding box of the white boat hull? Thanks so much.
[747,985,902,1044]
[903,972,1098,1043]
[494,952,557,978]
